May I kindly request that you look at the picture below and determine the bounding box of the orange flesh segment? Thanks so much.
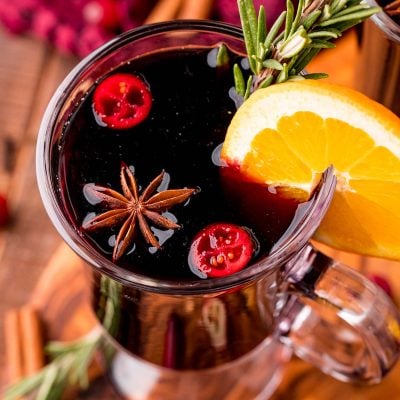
[221,81,400,260]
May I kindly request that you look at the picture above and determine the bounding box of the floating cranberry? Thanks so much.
[188,223,255,278]
[0,194,9,226]
[92,73,152,130]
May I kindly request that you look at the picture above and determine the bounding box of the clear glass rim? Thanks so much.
[36,20,335,294]
[367,0,400,43]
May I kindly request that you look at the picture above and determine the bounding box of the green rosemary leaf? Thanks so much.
[216,44,229,66]
[36,364,59,400]
[330,0,348,14]
[276,63,289,83]
[347,0,364,6]
[244,75,253,100]
[284,0,295,40]
[264,11,287,50]
[257,6,267,48]
[69,355,85,387]
[330,19,364,32]
[256,6,267,73]
[238,0,258,72]
[318,7,380,26]
[102,338,116,365]
[286,53,299,72]
[4,371,46,400]
[258,42,268,63]
[308,39,336,48]
[234,64,246,96]
[46,340,86,355]
[292,47,321,73]
[319,4,333,22]
[287,74,306,81]
[103,301,117,334]
[259,75,274,88]
[308,30,341,39]
[304,72,329,79]
[333,4,370,17]
[263,59,284,70]
[290,0,305,35]
[75,340,99,389]
[45,375,68,400]
[302,10,322,29]
[245,0,258,46]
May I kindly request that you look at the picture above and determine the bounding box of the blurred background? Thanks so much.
[0,0,286,58]
[0,0,400,399]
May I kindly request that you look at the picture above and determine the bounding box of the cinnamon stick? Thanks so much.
[177,0,213,20]
[4,309,23,383]
[385,0,400,16]
[145,0,183,24]
[19,305,45,375]
[385,0,400,11]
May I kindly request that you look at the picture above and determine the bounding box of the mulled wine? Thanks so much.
[37,20,400,398]
[55,44,300,282]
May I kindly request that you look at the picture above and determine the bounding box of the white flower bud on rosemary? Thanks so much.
[276,26,311,59]
[235,0,380,100]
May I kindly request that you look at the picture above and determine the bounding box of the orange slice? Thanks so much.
[221,80,400,260]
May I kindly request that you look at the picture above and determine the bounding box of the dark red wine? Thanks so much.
[56,45,299,281]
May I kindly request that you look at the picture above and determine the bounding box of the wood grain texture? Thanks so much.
[1,26,400,399]
[0,28,78,387]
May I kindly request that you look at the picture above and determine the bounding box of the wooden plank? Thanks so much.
[0,30,47,192]
[0,31,47,139]
[30,243,95,342]
[0,29,77,385]
[0,31,46,144]
[0,36,78,301]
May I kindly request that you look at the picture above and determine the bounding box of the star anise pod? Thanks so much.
[83,163,195,261]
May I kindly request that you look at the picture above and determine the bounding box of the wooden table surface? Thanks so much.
[0,28,77,378]
[1,25,400,399]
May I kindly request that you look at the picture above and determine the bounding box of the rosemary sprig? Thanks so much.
[3,329,104,400]
[3,277,121,400]
[234,0,380,99]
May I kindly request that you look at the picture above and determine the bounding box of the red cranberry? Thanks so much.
[188,223,255,278]
[92,73,152,130]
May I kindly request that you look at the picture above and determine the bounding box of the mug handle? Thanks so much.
[277,244,400,384]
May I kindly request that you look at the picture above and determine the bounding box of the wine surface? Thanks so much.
[57,45,299,281]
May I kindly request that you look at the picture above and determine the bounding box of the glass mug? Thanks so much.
[356,0,400,116]
[36,21,400,399]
